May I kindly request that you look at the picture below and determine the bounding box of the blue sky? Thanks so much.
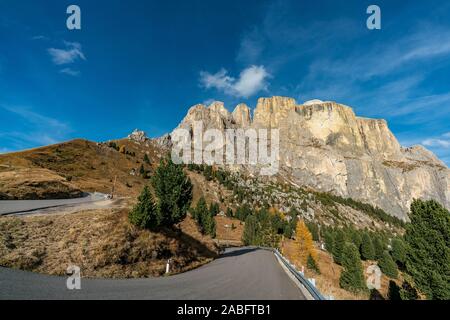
[0,0,449,165]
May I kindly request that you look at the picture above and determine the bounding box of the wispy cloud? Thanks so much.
[32,35,49,41]
[59,68,80,77]
[0,105,71,149]
[48,41,85,65]
[200,65,270,98]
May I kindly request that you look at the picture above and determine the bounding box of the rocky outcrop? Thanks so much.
[166,96,449,221]
[128,129,148,143]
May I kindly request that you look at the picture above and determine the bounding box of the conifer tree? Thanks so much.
[379,251,398,279]
[151,158,193,226]
[373,236,384,260]
[391,238,407,267]
[405,199,450,299]
[324,230,334,253]
[339,243,366,293]
[333,229,345,265]
[143,153,150,164]
[128,186,158,229]
[307,254,321,274]
[242,215,258,246]
[361,233,375,260]
[294,220,316,266]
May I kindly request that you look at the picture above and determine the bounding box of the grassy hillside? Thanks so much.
[0,208,219,278]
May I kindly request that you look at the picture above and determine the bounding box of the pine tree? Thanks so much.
[143,153,150,164]
[391,238,407,267]
[209,202,220,216]
[151,158,193,226]
[361,233,375,260]
[405,199,450,299]
[324,230,334,253]
[306,222,320,241]
[399,280,418,300]
[379,251,398,279]
[373,236,384,260]
[339,242,366,293]
[128,186,158,229]
[191,197,216,237]
[307,254,321,274]
[242,215,258,245]
[333,229,345,265]
[351,230,362,250]
[226,208,233,217]
[139,164,145,176]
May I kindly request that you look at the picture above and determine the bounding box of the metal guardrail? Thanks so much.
[273,248,326,300]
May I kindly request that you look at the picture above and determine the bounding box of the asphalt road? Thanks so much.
[0,247,305,300]
[0,193,108,216]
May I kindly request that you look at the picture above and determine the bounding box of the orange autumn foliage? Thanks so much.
[293,220,316,266]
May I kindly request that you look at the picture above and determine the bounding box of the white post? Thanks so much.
[165,259,170,274]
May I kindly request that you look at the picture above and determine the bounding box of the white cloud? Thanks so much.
[32,35,49,41]
[422,138,450,149]
[48,41,86,65]
[200,65,270,98]
[0,105,71,148]
[60,68,80,76]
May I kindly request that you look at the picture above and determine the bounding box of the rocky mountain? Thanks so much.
[164,96,450,221]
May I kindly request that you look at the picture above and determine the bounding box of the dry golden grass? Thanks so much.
[0,139,160,199]
[281,239,402,300]
[0,209,219,278]
[215,215,244,243]
[0,167,83,200]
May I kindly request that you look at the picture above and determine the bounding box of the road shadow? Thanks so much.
[218,247,258,259]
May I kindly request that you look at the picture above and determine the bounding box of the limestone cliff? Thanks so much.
[167,96,449,221]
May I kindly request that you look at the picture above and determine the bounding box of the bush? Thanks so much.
[379,251,398,279]
[128,186,158,229]
[360,233,375,260]
[339,243,366,293]
[405,199,450,299]
[151,158,193,226]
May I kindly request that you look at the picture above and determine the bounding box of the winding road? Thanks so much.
[0,193,113,216]
[0,247,305,300]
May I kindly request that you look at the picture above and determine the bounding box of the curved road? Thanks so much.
[0,247,305,300]
[0,193,110,216]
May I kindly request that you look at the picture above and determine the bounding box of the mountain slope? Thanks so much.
[166,96,450,220]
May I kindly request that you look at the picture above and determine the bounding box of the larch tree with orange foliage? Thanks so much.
[293,220,317,267]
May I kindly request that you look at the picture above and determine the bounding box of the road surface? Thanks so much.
[0,247,305,300]
[0,193,110,216]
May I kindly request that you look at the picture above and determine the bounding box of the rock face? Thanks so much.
[128,129,148,143]
[167,96,450,221]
